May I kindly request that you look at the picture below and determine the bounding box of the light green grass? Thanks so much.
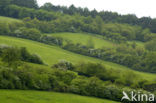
[128,41,145,48]
[0,36,123,67]
[0,36,155,81]
[49,32,145,49]
[0,16,22,23]
[0,90,119,103]
[50,32,116,48]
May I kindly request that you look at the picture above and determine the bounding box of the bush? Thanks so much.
[0,46,44,65]
[145,39,156,51]
[28,54,43,64]
[14,27,41,41]
[0,22,10,35]
[76,62,117,81]
[40,35,63,46]
[1,47,21,66]
[52,60,74,70]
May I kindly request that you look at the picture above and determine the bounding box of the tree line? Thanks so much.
[0,1,156,42]
[1,0,156,33]
[41,3,156,33]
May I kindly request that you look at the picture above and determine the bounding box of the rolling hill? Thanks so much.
[0,36,155,82]
[0,2,155,103]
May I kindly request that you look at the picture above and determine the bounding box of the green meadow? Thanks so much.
[50,32,145,49]
[50,32,117,48]
[0,16,22,23]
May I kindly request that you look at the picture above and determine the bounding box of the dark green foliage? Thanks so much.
[23,17,54,33]
[53,60,75,71]
[40,35,63,46]
[28,54,43,64]
[2,5,57,20]
[143,82,156,92]
[0,46,44,65]
[20,47,31,61]
[20,47,44,64]
[145,39,156,51]
[76,63,108,80]
[63,42,90,56]
[141,52,156,73]
[0,4,154,42]
[0,68,18,89]
[14,27,41,41]
[11,0,38,8]
[0,64,77,92]
[0,0,38,8]
[75,62,142,88]
[41,2,156,34]
[1,47,20,66]
[0,65,123,101]
[0,22,10,35]
[0,0,12,7]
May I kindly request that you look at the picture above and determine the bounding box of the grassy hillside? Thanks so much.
[0,36,155,81]
[50,32,145,48]
[50,32,116,48]
[0,90,119,103]
[0,16,22,23]
[0,15,145,49]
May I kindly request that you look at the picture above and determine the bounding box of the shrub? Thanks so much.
[76,62,117,81]
[0,46,44,65]
[14,27,41,41]
[28,54,43,64]
[0,22,10,35]
[1,47,21,66]
[52,60,74,71]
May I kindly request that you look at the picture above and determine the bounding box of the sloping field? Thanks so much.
[50,32,116,48]
[0,36,155,81]
[50,32,145,48]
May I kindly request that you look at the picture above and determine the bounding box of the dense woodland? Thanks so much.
[0,0,156,102]
[1,0,156,33]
